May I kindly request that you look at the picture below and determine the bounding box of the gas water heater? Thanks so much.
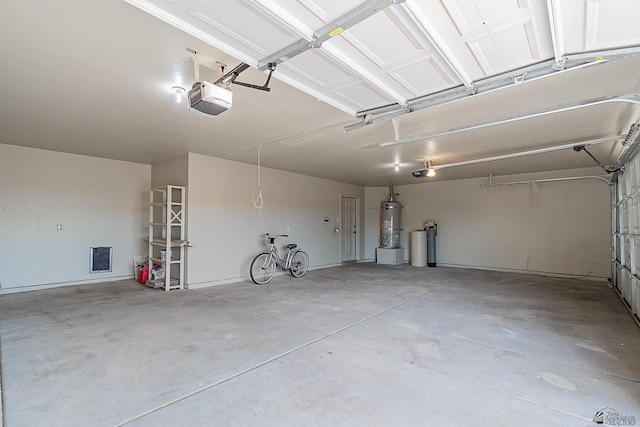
[380,186,401,248]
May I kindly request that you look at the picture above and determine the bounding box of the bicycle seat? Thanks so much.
[286,243,297,250]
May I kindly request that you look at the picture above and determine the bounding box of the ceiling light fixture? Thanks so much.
[412,160,437,178]
[172,86,185,103]
[394,163,400,172]
[426,161,436,177]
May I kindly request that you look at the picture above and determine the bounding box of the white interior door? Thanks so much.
[341,196,357,262]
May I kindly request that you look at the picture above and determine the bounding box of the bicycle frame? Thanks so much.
[264,238,295,271]
[250,233,309,284]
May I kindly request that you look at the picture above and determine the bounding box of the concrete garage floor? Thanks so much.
[1,264,640,426]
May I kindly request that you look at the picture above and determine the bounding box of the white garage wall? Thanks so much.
[0,144,151,293]
[184,153,364,287]
[365,167,611,279]
[151,154,189,188]
[3,143,610,292]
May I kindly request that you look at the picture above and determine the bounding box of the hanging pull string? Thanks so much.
[251,121,350,215]
[252,143,265,216]
[252,135,306,216]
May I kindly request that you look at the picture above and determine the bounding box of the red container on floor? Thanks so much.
[138,267,148,284]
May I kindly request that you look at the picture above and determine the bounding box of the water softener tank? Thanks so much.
[410,230,427,267]
[427,224,437,267]
[380,186,401,248]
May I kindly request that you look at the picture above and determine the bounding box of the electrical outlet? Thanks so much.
[56,224,63,231]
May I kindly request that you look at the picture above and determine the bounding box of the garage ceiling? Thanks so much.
[1,0,640,186]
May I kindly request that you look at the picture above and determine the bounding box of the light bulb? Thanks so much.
[394,163,399,172]
[172,86,185,103]
[426,160,436,177]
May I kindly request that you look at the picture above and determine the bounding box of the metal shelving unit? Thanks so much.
[148,185,185,291]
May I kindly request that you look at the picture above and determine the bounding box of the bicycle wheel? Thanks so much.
[250,253,276,285]
[290,250,309,278]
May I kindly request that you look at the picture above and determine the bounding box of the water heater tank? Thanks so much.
[380,201,401,248]
[380,187,401,248]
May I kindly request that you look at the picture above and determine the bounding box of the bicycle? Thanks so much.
[250,233,309,285]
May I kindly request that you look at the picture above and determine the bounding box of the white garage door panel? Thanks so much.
[187,0,300,57]
[391,57,457,95]
[441,0,528,32]
[403,0,494,81]
[274,66,361,114]
[585,0,640,50]
[297,0,364,23]
[334,81,394,110]
[250,0,377,37]
[284,50,357,89]
[468,21,541,74]
[323,36,412,104]
[342,8,462,98]
[445,0,551,76]
[251,0,321,36]
[344,12,422,68]
[555,0,640,54]
[632,155,640,193]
